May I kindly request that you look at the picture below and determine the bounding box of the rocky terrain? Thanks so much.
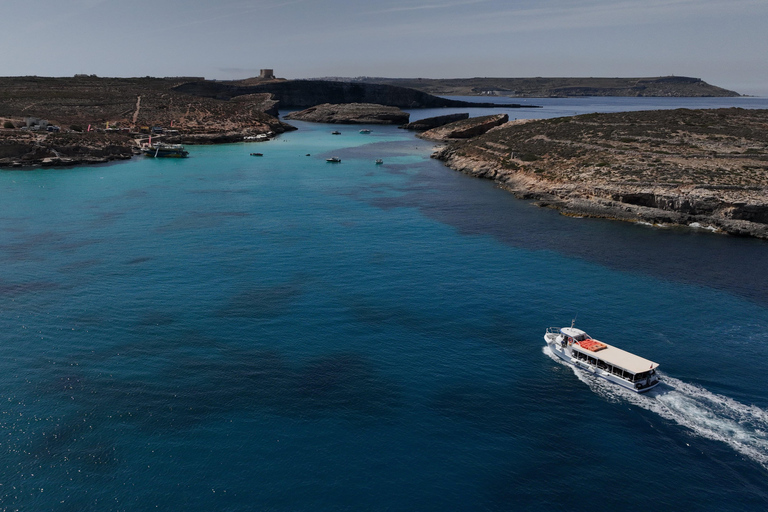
[284,103,410,124]
[351,76,740,98]
[0,76,288,134]
[0,75,297,167]
[418,114,509,140]
[433,108,768,238]
[1,75,523,168]
[400,113,469,131]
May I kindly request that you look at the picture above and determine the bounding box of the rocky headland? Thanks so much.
[432,108,768,239]
[284,103,410,124]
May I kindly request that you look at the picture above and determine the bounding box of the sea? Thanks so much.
[2,96,768,511]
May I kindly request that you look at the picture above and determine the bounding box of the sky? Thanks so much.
[1,0,766,96]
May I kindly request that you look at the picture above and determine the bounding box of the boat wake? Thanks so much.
[543,346,768,469]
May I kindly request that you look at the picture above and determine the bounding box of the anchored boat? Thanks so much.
[141,143,189,158]
[544,325,660,392]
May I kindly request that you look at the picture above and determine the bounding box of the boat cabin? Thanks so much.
[560,327,590,343]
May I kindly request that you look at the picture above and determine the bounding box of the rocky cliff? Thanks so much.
[432,108,768,239]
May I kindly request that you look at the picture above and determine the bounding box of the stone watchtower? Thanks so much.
[259,69,275,79]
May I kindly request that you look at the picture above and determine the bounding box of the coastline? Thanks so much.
[430,108,768,239]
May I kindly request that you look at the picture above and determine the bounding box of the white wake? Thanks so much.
[543,346,768,469]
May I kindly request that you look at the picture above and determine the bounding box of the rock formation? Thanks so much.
[418,114,509,140]
[400,113,469,131]
[432,108,768,239]
[284,103,410,124]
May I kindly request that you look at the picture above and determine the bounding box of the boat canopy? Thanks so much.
[560,327,589,341]
[573,341,658,374]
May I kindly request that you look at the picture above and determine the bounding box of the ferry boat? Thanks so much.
[141,143,189,158]
[544,325,660,392]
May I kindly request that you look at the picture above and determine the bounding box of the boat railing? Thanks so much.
[546,327,561,335]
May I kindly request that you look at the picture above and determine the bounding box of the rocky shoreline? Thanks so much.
[431,109,768,239]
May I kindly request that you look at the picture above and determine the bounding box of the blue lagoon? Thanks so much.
[2,99,768,510]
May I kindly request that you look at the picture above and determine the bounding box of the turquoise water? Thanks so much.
[2,105,768,510]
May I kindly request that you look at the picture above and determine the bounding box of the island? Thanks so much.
[348,76,741,98]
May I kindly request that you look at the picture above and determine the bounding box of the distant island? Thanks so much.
[340,76,741,98]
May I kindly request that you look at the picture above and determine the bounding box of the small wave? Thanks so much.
[688,222,720,232]
[542,345,768,469]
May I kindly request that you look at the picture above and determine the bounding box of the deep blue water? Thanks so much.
[2,98,768,511]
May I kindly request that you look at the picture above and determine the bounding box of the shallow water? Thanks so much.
[2,100,768,510]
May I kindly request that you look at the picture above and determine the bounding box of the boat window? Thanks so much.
[588,357,597,366]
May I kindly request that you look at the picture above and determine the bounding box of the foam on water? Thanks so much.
[543,345,768,469]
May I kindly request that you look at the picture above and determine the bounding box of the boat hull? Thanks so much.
[544,333,659,393]
[140,144,189,158]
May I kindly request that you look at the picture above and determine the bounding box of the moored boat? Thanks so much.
[326,156,341,163]
[141,143,189,158]
[544,325,660,392]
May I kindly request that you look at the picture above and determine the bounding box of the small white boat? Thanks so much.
[359,129,371,134]
[544,324,660,392]
[375,159,383,165]
[140,143,188,158]
[326,156,341,163]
